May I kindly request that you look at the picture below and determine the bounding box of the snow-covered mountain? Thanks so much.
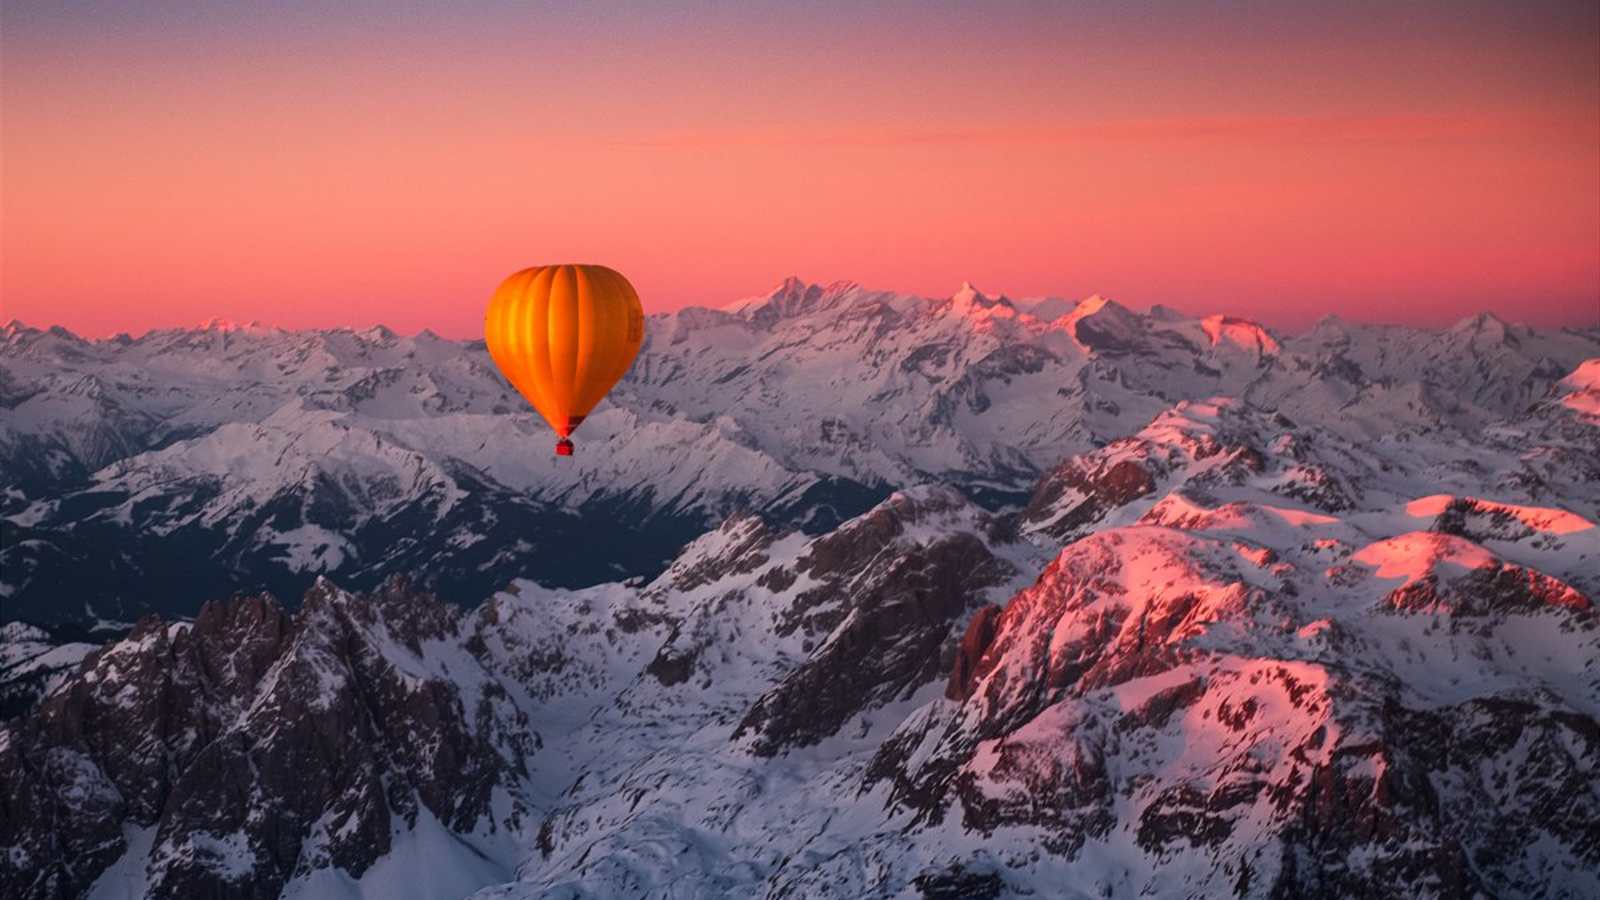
[0,622,98,719]
[3,283,1597,898]
[3,282,1595,626]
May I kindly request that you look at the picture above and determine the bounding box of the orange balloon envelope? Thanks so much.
[484,264,645,456]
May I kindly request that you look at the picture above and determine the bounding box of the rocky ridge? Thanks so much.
[4,284,1596,624]
[3,353,1595,897]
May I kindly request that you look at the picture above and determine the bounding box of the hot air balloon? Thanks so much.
[484,264,646,456]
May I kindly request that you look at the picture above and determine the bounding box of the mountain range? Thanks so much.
[4,281,1594,626]
[1,281,1597,898]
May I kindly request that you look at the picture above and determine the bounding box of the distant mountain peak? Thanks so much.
[5,277,1600,900]
[945,281,1015,318]
[1200,313,1280,355]
[767,275,859,299]
[197,316,279,335]
[728,276,863,323]
[1067,293,1135,321]
[1558,357,1600,422]
[1453,309,1508,328]
[1053,293,1142,353]
[766,274,813,299]
[1449,310,1515,344]
[1562,358,1600,391]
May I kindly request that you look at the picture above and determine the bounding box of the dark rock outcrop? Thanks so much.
[945,604,1002,701]
[1021,457,1156,540]
[736,532,1013,755]
[0,580,530,900]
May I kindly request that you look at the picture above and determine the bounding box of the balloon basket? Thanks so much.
[555,439,575,456]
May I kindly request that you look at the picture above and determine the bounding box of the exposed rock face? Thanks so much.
[1019,399,1354,543]
[654,514,776,594]
[1424,494,1596,547]
[3,352,1599,899]
[629,487,1029,757]
[0,484,1036,900]
[945,604,1001,701]
[7,299,1597,628]
[735,529,1013,754]
[869,520,1599,898]
[0,581,533,900]
[1380,561,1590,617]
[1022,456,1156,538]
[911,863,1006,899]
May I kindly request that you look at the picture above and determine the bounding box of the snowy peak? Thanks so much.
[1014,295,1079,321]
[1562,357,1600,391]
[5,276,1600,899]
[196,316,281,336]
[1346,531,1592,616]
[1348,530,1500,582]
[1070,293,1115,314]
[874,415,1598,896]
[1,580,534,900]
[5,317,1600,899]
[1200,313,1280,355]
[1305,313,1352,342]
[1558,358,1600,422]
[733,276,863,325]
[1448,310,1515,344]
[650,511,776,594]
[0,322,91,361]
[941,281,1017,321]
[1146,303,1187,323]
[1053,293,1144,354]
[6,282,1599,631]
[1019,397,1340,541]
[1405,494,1594,538]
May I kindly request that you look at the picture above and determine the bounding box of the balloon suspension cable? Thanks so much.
[555,438,575,456]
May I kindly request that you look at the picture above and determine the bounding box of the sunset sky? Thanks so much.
[3,1,1597,337]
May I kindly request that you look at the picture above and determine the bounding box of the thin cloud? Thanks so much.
[608,112,1591,149]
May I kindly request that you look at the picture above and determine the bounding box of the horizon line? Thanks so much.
[6,277,1597,343]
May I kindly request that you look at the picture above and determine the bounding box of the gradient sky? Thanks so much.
[3,1,1597,337]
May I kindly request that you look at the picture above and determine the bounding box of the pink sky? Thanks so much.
[3,2,1597,337]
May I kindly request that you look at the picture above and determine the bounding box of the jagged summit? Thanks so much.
[721,276,861,319]
[1053,293,1143,353]
[942,280,1017,319]
[1557,357,1600,421]
[1200,313,1280,354]
[5,281,1597,626]
[3,283,1598,897]
[950,279,984,303]
[1450,309,1513,334]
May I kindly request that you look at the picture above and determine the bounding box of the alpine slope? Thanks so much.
[1,280,1597,898]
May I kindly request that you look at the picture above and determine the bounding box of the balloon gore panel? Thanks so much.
[485,264,646,450]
